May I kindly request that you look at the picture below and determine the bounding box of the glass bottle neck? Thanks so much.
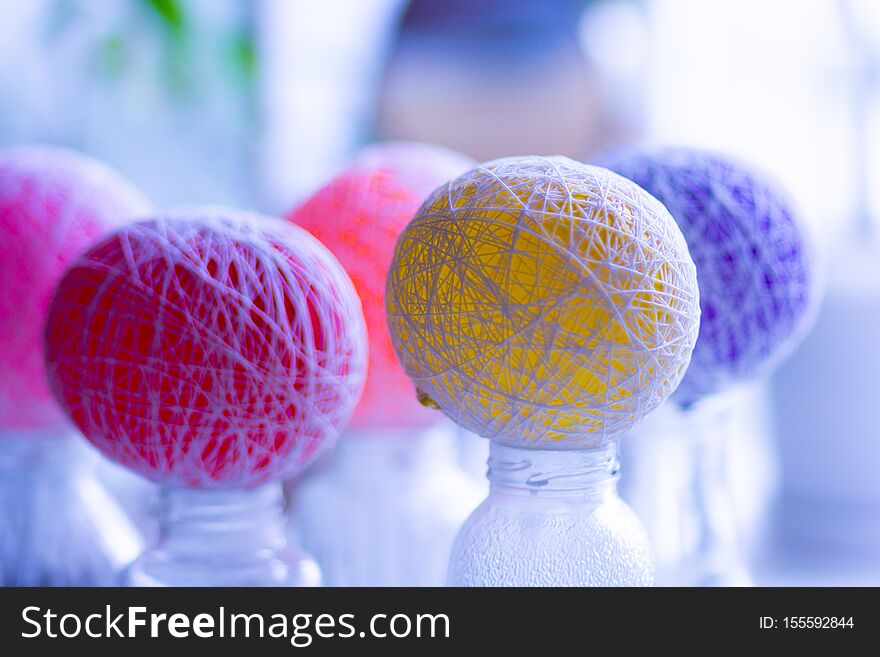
[157,482,286,557]
[487,441,619,497]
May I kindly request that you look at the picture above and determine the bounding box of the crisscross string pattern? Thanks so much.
[45,210,367,488]
[603,147,816,406]
[386,156,700,448]
[289,141,473,429]
[0,145,151,431]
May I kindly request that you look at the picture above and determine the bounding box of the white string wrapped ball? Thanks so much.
[0,145,151,431]
[44,209,367,488]
[602,146,816,405]
[386,156,700,448]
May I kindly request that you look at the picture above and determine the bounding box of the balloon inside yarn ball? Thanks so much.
[289,142,473,429]
[386,156,701,448]
[0,145,151,431]
[601,146,816,406]
[44,210,367,488]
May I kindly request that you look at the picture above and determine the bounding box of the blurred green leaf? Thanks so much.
[139,0,194,98]
[143,0,187,35]
[228,31,257,86]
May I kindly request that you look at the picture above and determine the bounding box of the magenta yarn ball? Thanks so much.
[0,145,151,431]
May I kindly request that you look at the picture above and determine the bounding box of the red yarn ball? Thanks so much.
[288,142,473,429]
[45,210,367,488]
[0,145,151,431]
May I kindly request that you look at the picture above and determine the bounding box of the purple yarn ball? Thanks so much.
[601,146,816,405]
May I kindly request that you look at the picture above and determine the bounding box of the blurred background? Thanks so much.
[1,0,878,585]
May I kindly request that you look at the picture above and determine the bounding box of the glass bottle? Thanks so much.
[125,481,319,587]
[290,422,483,586]
[0,429,143,586]
[619,395,752,586]
[447,440,653,586]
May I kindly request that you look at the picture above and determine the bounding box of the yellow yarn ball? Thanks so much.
[386,156,699,447]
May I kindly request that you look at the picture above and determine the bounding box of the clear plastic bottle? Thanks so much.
[620,395,751,586]
[0,430,143,586]
[291,423,483,586]
[125,481,320,587]
[447,441,653,586]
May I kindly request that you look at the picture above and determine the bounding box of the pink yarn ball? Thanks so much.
[288,142,473,429]
[0,145,151,431]
[45,209,367,488]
